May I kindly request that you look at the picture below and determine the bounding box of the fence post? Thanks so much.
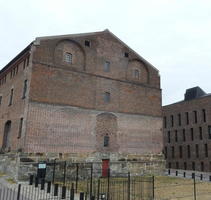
[76,163,79,193]
[52,159,56,183]
[193,174,196,200]
[97,179,100,200]
[17,184,21,200]
[62,186,66,199]
[128,172,130,200]
[41,178,45,190]
[71,183,74,200]
[152,176,155,199]
[54,184,58,196]
[47,181,51,193]
[107,168,110,200]
[29,174,34,185]
[90,164,93,200]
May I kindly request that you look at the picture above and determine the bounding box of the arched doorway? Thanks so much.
[2,120,11,151]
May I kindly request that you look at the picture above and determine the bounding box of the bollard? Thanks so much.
[47,181,51,193]
[80,192,84,200]
[35,176,39,188]
[29,175,34,185]
[54,184,59,196]
[41,178,45,190]
[62,186,66,199]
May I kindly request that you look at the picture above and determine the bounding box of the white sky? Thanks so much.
[0,0,211,105]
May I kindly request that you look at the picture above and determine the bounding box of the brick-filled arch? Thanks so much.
[54,39,86,71]
[95,112,119,152]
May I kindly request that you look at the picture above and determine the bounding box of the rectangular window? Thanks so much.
[208,126,211,139]
[178,114,181,126]
[85,40,91,47]
[192,162,195,171]
[171,115,174,127]
[164,116,167,128]
[26,55,30,66]
[196,144,199,158]
[9,88,13,106]
[201,162,204,172]
[18,118,23,139]
[179,146,183,158]
[104,135,109,147]
[22,80,27,99]
[168,162,171,169]
[186,112,189,125]
[165,146,167,159]
[134,69,140,79]
[175,130,178,142]
[202,109,206,122]
[183,129,186,142]
[104,61,110,72]
[172,146,175,158]
[65,52,72,63]
[205,144,208,157]
[104,92,110,103]
[184,162,187,170]
[176,162,179,169]
[23,59,26,69]
[194,111,197,123]
[187,145,191,158]
[167,131,170,143]
[199,127,203,140]
[0,96,2,105]
[191,128,194,141]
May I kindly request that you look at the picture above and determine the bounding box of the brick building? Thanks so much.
[163,87,211,172]
[0,30,163,165]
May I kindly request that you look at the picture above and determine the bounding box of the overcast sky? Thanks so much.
[0,0,210,105]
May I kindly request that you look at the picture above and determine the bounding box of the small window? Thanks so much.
[178,114,181,126]
[184,162,187,170]
[171,146,175,158]
[124,52,129,57]
[192,162,195,170]
[0,96,2,105]
[175,130,178,142]
[186,112,189,125]
[187,145,191,158]
[199,127,202,140]
[134,69,140,79]
[202,109,206,122]
[26,55,30,66]
[64,52,72,63]
[18,118,23,139]
[104,135,109,147]
[22,80,27,99]
[104,61,110,72]
[104,92,110,103]
[191,128,194,141]
[171,115,174,127]
[164,146,167,159]
[179,146,183,158]
[85,40,91,47]
[163,116,167,128]
[9,88,14,106]
[208,126,211,139]
[167,131,170,143]
[196,144,199,158]
[201,162,204,172]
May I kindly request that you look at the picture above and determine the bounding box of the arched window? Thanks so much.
[64,52,72,63]
[134,69,140,79]
[2,120,11,150]
[104,135,109,147]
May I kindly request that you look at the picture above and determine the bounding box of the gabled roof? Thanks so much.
[35,29,159,72]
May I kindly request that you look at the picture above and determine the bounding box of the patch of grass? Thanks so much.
[0,172,6,177]
[6,178,16,184]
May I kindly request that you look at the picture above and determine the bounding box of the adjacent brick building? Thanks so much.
[163,87,211,172]
[0,30,163,165]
